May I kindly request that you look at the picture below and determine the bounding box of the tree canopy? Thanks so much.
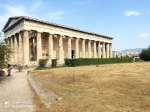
[0,32,13,68]
[140,46,150,61]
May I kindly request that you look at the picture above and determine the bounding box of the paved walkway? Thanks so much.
[0,69,35,112]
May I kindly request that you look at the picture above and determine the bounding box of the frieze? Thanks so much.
[24,21,113,43]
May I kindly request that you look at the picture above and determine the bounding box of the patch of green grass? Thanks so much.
[35,66,68,70]
[35,66,51,70]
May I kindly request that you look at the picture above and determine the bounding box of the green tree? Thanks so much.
[140,46,150,61]
[0,32,13,68]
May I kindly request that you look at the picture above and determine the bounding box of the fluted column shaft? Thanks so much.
[93,41,96,58]
[49,34,53,59]
[14,35,18,64]
[82,39,85,58]
[23,30,29,64]
[75,38,79,58]
[102,42,105,58]
[10,37,13,63]
[98,42,101,58]
[58,36,64,65]
[109,43,112,58]
[88,40,91,58]
[37,32,42,61]
[106,43,109,58]
[18,32,23,64]
[68,38,71,59]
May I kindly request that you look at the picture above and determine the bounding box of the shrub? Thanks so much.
[65,58,132,67]
[135,58,142,62]
[17,64,23,72]
[140,49,150,61]
[64,59,72,66]
[52,59,57,67]
[39,59,48,67]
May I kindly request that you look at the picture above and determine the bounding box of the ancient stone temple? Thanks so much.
[2,16,113,66]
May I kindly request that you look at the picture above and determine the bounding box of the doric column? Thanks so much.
[68,37,71,59]
[12,36,15,63]
[58,36,64,65]
[18,32,23,64]
[88,40,91,58]
[37,32,42,61]
[75,38,79,58]
[49,34,53,59]
[93,41,96,58]
[106,43,109,58]
[102,42,105,58]
[23,30,29,65]
[98,42,101,58]
[10,37,13,63]
[109,43,112,58]
[14,35,18,64]
[82,39,85,58]
[46,34,53,66]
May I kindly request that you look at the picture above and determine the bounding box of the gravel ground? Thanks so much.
[0,68,35,112]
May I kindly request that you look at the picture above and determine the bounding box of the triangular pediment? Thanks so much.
[2,17,20,31]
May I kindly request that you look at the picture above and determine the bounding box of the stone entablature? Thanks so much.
[3,16,113,66]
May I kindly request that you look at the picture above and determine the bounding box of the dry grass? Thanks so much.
[32,62,150,112]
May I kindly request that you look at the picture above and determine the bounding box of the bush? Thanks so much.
[39,59,48,67]
[135,58,142,62]
[140,49,150,61]
[65,59,72,66]
[52,59,57,67]
[65,58,132,67]
[17,64,23,72]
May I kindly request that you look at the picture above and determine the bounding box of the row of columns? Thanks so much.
[7,30,112,65]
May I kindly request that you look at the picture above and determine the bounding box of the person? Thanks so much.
[6,64,12,76]
[132,56,135,63]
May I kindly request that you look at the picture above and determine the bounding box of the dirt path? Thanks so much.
[0,69,35,112]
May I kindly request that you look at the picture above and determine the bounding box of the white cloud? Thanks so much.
[47,11,65,20]
[125,11,141,16]
[0,5,31,23]
[0,5,33,31]
[138,33,150,38]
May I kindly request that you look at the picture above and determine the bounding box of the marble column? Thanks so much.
[23,30,29,65]
[14,34,18,64]
[82,39,85,58]
[75,38,79,58]
[109,43,112,58]
[93,41,96,58]
[106,43,109,58]
[88,40,91,58]
[102,42,105,58]
[18,32,23,64]
[58,36,64,65]
[46,34,53,66]
[10,37,13,63]
[37,32,42,61]
[98,42,101,58]
[32,38,36,60]
[68,37,71,59]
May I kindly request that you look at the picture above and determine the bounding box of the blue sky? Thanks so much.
[0,0,150,51]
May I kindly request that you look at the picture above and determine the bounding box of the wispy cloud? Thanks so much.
[0,5,31,23]
[31,0,41,11]
[0,4,33,31]
[47,11,65,20]
[125,10,141,17]
[138,33,150,38]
